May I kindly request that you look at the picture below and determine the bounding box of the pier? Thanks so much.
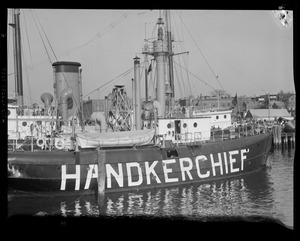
[272,125,295,149]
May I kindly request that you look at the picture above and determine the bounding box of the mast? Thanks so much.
[165,10,174,102]
[154,17,167,117]
[10,9,24,107]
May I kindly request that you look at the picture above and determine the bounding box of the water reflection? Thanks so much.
[44,169,274,220]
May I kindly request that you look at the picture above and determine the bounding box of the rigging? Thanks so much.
[176,10,225,92]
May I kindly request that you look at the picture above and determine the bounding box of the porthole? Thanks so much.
[8,110,11,116]
[224,115,227,119]
[183,123,187,128]
[194,122,197,128]
[167,123,171,128]
[216,115,219,120]
[22,121,27,127]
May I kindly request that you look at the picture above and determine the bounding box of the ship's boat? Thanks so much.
[76,128,155,148]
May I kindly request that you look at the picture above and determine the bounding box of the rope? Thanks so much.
[31,9,82,113]
[173,60,217,91]
[21,13,33,106]
[176,11,225,91]
[84,66,134,98]
[68,12,130,55]
[30,10,53,66]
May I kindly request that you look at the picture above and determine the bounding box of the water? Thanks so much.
[7,147,294,229]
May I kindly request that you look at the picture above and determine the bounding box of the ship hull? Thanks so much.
[8,133,272,195]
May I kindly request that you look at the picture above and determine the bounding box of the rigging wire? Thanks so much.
[173,60,218,91]
[23,11,34,72]
[21,11,34,105]
[30,10,53,65]
[176,10,225,91]
[171,12,192,98]
[32,10,59,63]
[66,12,129,55]
[21,38,33,105]
[83,66,134,98]
[31,9,83,116]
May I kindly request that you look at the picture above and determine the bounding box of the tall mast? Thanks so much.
[165,10,174,101]
[9,9,24,107]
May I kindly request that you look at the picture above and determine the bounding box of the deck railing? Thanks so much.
[8,124,272,151]
[158,124,271,147]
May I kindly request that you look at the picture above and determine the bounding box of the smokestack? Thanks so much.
[134,56,141,130]
[52,61,81,121]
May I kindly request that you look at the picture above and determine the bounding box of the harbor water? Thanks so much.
[7,147,294,229]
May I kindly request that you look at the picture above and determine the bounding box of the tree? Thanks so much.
[277,90,293,108]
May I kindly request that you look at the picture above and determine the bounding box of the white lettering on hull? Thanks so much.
[179,157,193,181]
[106,163,123,188]
[61,165,80,190]
[240,149,249,171]
[84,164,98,189]
[162,159,179,183]
[210,153,223,176]
[195,155,210,178]
[126,162,143,186]
[229,150,239,173]
[145,161,161,184]
[60,148,251,191]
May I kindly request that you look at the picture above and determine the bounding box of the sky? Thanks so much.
[7,9,294,106]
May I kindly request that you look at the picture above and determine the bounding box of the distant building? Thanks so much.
[245,108,293,122]
[270,100,285,109]
[286,94,296,117]
[256,94,277,102]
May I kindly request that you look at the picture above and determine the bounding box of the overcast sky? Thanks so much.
[7,9,294,105]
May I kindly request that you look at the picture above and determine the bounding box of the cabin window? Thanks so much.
[8,110,11,116]
[216,115,219,120]
[166,149,179,158]
[167,123,171,129]
[193,122,197,128]
[183,123,187,128]
[22,121,27,127]
[224,115,227,119]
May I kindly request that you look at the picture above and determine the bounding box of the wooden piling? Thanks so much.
[292,133,295,148]
[272,126,277,147]
[97,150,106,209]
[278,126,282,146]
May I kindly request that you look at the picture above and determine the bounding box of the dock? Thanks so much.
[272,125,295,149]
